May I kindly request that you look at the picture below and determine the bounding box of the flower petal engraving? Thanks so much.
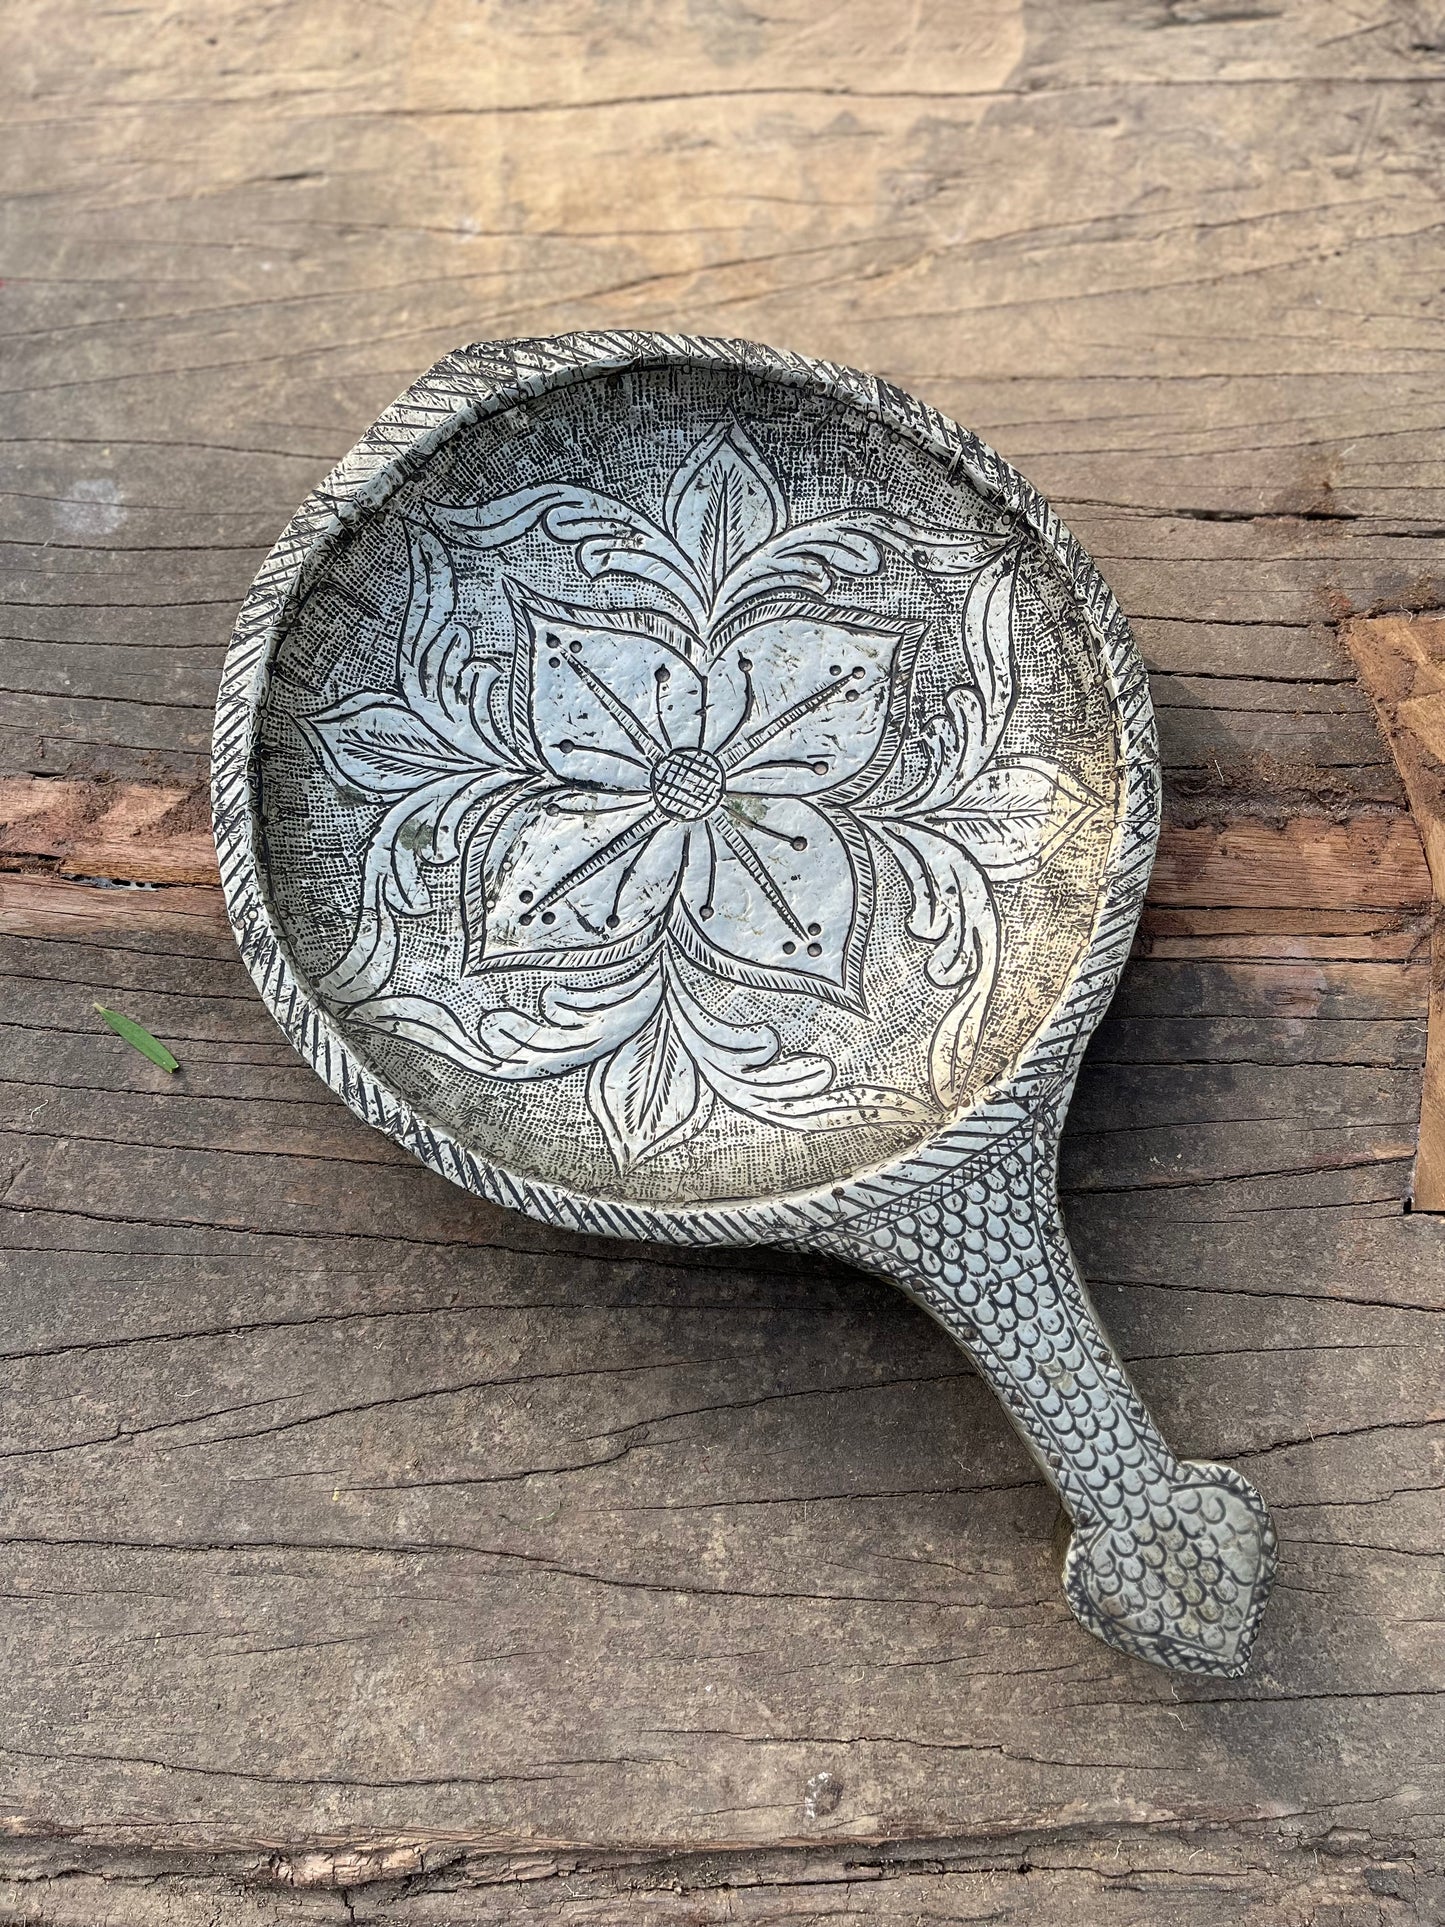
[480,957,664,1078]
[713,513,1015,626]
[667,974,931,1133]
[318,777,489,1003]
[346,952,667,1086]
[301,413,1107,1173]
[874,819,996,990]
[300,696,481,800]
[671,797,872,1009]
[939,759,1104,882]
[871,820,1001,1102]
[430,485,707,629]
[706,612,921,798]
[714,521,892,617]
[397,521,476,725]
[663,420,784,600]
[470,787,684,971]
[863,554,1020,821]
[516,597,703,789]
[588,1002,710,1169]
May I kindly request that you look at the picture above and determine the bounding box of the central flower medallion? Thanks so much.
[650,747,725,820]
[298,414,1105,1176]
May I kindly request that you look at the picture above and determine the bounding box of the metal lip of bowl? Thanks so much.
[211,330,1160,1250]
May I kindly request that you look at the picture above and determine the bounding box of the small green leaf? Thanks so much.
[94,1004,180,1073]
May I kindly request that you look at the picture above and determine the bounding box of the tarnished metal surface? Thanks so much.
[213,333,1277,1676]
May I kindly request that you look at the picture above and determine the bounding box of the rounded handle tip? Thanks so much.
[1061,1461,1277,1678]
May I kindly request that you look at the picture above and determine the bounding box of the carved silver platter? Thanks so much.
[213,332,1277,1677]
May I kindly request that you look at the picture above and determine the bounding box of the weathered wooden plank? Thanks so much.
[2,1826,1437,1927]
[0,871,231,938]
[1,1298,1441,1859]
[1089,1015,1425,1070]
[4,0,1445,1912]
[1149,818,1431,913]
[1135,908,1432,965]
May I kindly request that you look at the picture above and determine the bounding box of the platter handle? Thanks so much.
[829,1108,1276,1677]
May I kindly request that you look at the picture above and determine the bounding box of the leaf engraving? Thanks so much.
[663,420,784,601]
[589,1003,710,1169]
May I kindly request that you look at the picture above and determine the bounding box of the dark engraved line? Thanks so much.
[668,829,694,919]
[561,650,667,763]
[736,755,830,781]
[720,673,852,772]
[736,809,808,847]
[557,744,653,777]
[653,669,674,750]
[605,828,661,931]
[712,653,757,754]
[710,811,811,944]
[525,810,666,919]
[700,822,719,917]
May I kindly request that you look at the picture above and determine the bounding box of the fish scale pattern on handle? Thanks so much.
[815,1104,1278,1677]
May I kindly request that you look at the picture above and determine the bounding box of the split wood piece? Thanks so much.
[1344,614,1445,1208]
[2,776,1434,911]
[0,777,215,885]
[0,871,231,939]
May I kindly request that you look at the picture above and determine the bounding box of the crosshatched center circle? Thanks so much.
[651,746,726,820]
[253,359,1125,1208]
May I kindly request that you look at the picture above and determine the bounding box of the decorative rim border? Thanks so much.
[211,332,1160,1248]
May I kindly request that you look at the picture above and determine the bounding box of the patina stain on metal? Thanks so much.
[213,333,1278,1677]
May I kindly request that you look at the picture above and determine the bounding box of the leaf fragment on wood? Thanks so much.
[93,1003,180,1073]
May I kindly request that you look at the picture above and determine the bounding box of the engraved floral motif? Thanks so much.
[300,421,1103,1169]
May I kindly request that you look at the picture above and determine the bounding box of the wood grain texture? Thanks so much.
[3,0,1445,1920]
